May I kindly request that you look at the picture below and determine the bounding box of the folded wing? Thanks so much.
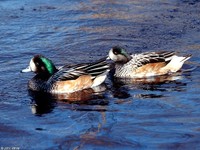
[49,57,110,82]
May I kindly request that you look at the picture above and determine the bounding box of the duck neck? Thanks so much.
[45,66,58,79]
[36,65,58,81]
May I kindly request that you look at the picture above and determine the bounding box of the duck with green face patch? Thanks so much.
[21,55,110,93]
[108,46,191,78]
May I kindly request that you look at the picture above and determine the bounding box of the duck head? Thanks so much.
[21,55,57,76]
[108,46,132,63]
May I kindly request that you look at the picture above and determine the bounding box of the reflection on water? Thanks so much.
[29,84,108,115]
[29,91,57,115]
[110,71,190,100]
[112,72,183,85]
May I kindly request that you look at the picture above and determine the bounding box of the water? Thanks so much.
[1,0,200,149]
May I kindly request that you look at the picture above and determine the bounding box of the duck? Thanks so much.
[108,46,191,78]
[21,55,110,93]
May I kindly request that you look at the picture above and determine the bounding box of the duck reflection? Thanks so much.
[110,71,190,99]
[112,72,183,85]
[29,91,57,115]
[29,84,108,115]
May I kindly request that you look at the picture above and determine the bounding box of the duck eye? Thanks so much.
[35,62,40,66]
[113,48,121,55]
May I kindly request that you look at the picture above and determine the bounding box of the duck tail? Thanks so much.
[180,54,192,62]
[164,54,191,73]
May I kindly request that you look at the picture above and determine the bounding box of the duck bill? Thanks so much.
[106,56,111,60]
[21,66,31,73]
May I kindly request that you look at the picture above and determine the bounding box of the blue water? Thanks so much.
[1,0,200,149]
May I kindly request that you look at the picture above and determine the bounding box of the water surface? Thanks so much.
[1,0,200,149]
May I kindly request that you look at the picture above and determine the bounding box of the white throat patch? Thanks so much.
[109,49,118,61]
[29,58,37,72]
